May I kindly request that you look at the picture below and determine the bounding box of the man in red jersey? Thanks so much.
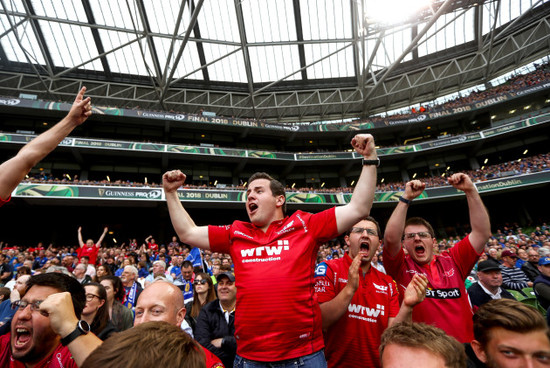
[0,273,102,367]
[315,216,427,368]
[383,174,491,343]
[0,87,92,207]
[163,134,378,367]
[77,226,108,265]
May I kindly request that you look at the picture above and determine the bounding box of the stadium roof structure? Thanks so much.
[1,0,550,122]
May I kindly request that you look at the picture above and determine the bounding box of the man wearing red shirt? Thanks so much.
[0,273,102,368]
[0,87,92,207]
[76,226,108,265]
[163,134,378,367]
[145,235,159,252]
[383,174,491,343]
[315,216,427,368]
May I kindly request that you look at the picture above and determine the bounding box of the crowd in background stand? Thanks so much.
[19,152,550,193]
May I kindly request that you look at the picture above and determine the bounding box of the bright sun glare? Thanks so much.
[366,0,432,25]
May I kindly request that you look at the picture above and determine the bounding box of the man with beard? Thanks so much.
[315,216,428,368]
[0,273,102,367]
[469,299,550,368]
[521,248,541,282]
[383,174,491,343]
[163,134,377,366]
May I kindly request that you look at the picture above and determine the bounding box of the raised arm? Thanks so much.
[447,173,491,254]
[96,226,108,248]
[334,134,377,233]
[163,170,210,250]
[319,254,361,330]
[383,180,426,257]
[40,292,103,367]
[77,226,85,248]
[0,87,92,200]
[389,273,428,326]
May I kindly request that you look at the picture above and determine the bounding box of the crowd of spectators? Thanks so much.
[0,220,549,366]
[19,151,550,194]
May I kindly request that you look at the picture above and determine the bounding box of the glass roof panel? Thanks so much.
[242,0,296,43]
[38,21,102,71]
[418,8,474,57]
[304,42,354,79]
[30,0,87,22]
[155,37,204,80]
[367,28,412,69]
[202,43,246,83]
[2,0,25,12]
[142,0,183,34]
[0,15,46,64]
[249,45,301,83]
[98,29,154,75]
[89,0,143,30]
[301,0,352,40]
[199,0,240,42]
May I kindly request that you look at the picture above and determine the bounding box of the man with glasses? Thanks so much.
[315,217,428,368]
[383,174,491,343]
[0,273,102,367]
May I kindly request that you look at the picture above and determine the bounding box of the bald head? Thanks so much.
[15,275,31,296]
[134,281,185,327]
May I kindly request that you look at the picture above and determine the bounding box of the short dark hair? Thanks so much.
[248,172,286,215]
[26,273,86,318]
[473,299,547,347]
[404,217,435,238]
[348,216,382,238]
[182,260,193,269]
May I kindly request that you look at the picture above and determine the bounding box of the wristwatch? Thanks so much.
[362,157,380,167]
[60,320,90,346]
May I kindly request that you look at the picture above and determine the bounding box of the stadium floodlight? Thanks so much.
[365,0,431,25]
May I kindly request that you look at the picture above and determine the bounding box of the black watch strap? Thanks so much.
[60,320,90,346]
[362,157,380,167]
[399,196,412,205]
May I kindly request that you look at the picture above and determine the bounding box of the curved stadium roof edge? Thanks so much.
[1,0,550,121]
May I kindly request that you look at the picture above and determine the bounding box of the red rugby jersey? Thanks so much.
[0,196,9,207]
[77,244,99,265]
[209,208,338,361]
[0,334,77,368]
[316,253,399,368]
[384,236,480,343]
